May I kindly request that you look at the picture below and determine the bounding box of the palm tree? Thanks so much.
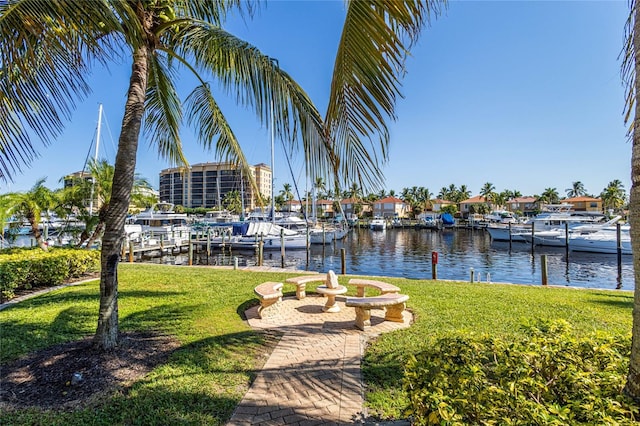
[538,187,560,205]
[566,181,586,198]
[600,180,627,213]
[479,182,495,209]
[458,185,472,202]
[0,179,56,250]
[1,1,444,349]
[623,0,640,398]
[223,190,242,214]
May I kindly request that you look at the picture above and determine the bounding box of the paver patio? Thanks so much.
[228,293,412,425]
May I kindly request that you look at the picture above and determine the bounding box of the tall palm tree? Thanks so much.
[538,187,560,205]
[1,1,444,349]
[622,0,640,399]
[600,179,627,213]
[280,182,294,212]
[0,179,56,250]
[480,182,495,208]
[458,184,472,202]
[566,181,586,198]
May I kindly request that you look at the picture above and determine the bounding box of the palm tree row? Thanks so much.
[273,179,628,215]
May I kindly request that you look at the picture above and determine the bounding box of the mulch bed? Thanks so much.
[0,331,181,410]
[1,273,181,411]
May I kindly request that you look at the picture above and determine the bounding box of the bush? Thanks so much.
[0,248,100,301]
[404,320,639,425]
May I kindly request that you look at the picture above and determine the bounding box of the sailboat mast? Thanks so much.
[89,103,103,214]
[270,100,275,224]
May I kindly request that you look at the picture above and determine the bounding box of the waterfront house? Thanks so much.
[506,196,539,216]
[314,199,335,218]
[283,199,303,213]
[340,198,371,218]
[459,195,488,217]
[562,196,603,212]
[430,198,455,212]
[372,196,409,219]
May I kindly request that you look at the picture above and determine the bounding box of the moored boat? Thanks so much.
[370,217,386,231]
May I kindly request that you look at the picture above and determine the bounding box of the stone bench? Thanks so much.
[285,274,324,300]
[254,281,283,319]
[348,278,400,297]
[286,270,347,312]
[345,293,409,330]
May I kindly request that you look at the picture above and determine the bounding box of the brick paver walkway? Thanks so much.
[228,293,412,425]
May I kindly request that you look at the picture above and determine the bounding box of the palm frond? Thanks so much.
[0,0,126,182]
[184,83,260,197]
[622,0,636,134]
[144,52,187,167]
[172,23,332,187]
[325,0,445,191]
[176,0,251,25]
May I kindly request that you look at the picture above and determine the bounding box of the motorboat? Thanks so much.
[370,217,386,231]
[530,216,624,247]
[569,226,632,255]
[132,203,191,242]
[201,210,240,225]
[484,210,518,224]
[487,204,606,242]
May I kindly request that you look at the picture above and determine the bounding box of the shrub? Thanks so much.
[404,319,639,425]
[0,248,100,301]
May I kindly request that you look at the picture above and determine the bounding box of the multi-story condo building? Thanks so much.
[159,162,271,210]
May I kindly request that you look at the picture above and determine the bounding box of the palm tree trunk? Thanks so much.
[626,2,640,400]
[94,46,149,350]
[85,221,105,250]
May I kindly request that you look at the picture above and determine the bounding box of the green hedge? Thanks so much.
[0,248,100,301]
[404,320,639,425]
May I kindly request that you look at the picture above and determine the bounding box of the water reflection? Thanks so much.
[145,228,633,290]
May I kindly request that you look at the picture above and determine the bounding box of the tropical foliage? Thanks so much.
[405,320,638,425]
[1,0,446,348]
[0,179,56,250]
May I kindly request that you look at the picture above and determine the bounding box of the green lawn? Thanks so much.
[0,263,633,424]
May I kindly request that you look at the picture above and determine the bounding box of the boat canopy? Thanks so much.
[233,222,299,237]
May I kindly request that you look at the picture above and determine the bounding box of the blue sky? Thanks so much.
[2,0,632,200]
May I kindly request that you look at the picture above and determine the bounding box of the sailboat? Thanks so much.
[228,101,307,250]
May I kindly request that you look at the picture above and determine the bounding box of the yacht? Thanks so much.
[133,203,191,241]
[569,226,632,255]
[486,204,605,242]
[370,217,386,231]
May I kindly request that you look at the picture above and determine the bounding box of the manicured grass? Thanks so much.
[0,264,633,424]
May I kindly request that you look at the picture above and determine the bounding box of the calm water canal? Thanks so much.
[153,228,634,290]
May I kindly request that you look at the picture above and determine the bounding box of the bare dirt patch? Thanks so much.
[0,331,180,410]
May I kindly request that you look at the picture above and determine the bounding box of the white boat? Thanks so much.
[201,210,239,225]
[487,204,606,243]
[228,221,307,250]
[370,217,386,231]
[531,216,624,247]
[484,210,518,224]
[133,203,191,241]
[569,227,632,255]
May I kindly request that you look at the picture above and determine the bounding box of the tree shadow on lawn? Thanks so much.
[1,317,280,426]
[586,292,634,310]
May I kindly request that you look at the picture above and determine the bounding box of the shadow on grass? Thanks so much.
[5,289,186,312]
[587,292,634,310]
[1,305,96,363]
[236,298,259,321]
[90,330,282,425]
